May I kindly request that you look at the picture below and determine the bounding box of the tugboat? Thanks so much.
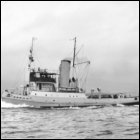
[2,38,139,108]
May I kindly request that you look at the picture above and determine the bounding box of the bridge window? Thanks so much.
[36,83,56,92]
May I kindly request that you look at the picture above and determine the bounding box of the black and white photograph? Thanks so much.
[1,1,139,139]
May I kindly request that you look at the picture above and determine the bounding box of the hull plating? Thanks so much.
[2,95,139,108]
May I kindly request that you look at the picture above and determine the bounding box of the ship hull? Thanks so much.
[2,95,139,108]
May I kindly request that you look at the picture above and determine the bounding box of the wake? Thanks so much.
[1,99,30,108]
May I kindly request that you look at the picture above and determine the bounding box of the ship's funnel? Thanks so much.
[59,59,71,88]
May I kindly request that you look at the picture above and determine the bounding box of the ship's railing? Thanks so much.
[30,68,59,74]
[58,87,79,93]
[5,87,26,96]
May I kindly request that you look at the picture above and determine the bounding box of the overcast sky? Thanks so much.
[1,1,139,93]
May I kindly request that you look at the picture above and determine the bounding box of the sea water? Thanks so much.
[1,100,139,139]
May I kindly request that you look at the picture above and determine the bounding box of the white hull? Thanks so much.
[2,91,139,108]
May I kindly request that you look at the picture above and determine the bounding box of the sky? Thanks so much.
[1,1,139,94]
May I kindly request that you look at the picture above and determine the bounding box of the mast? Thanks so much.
[73,37,77,67]
[28,37,36,70]
[28,37,37,85]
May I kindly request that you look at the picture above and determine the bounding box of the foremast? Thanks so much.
[28,37,37,70]
[28,37,37,86]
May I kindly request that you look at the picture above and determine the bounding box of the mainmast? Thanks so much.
[73,37,77,67]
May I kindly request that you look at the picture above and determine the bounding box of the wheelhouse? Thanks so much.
[29,68,58,92]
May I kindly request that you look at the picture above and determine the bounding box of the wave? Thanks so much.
[54,107,81,110]
[116,104,139,108]
[134,105,139,107]
[1,100,31,108]
[69,106,81,110]
[116,104,125,107]
[85,106,101,109]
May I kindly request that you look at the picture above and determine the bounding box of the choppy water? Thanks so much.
[1,101,139,139]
